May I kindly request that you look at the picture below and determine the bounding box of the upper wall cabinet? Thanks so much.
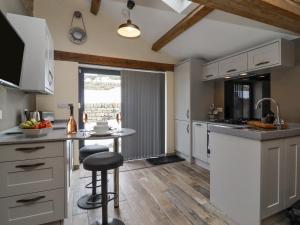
[7,14,54,94]
[202,39,295,81]
[248,40,294,71]
[202,62,219,80]
[219,53,247,77]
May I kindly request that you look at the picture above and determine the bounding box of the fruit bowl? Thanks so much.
[21,127,52,137]
[19,119,53,137]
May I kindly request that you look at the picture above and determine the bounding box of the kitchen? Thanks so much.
[1,1,300,225]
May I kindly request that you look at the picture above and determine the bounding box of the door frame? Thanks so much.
[78,67,121,148]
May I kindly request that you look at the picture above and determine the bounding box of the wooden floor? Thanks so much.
[65,161,291,225]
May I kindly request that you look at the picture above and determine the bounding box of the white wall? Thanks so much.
[34,0,175,64]
[36,61,80,165]
[165,72,174,154]
[34,0,176,155]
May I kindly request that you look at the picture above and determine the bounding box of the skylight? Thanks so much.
[161,0,192,13]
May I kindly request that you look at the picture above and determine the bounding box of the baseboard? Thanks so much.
[176,152,191,162]
[73,164,80,170]
[194,158,210,170]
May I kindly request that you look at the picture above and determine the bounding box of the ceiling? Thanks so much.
[100,0,299,62]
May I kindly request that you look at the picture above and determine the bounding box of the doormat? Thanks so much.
[146,155,185,165]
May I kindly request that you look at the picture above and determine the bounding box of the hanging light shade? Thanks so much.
[117,0,141,38]
[117,19,141,38]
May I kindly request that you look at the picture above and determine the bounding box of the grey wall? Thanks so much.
[0,0,27,15]
[213,38,300,123]
[0,0,35,132]
[0,87,36,131]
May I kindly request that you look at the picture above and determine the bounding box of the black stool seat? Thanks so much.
[80,145,109,162]
[83,152,124,171]
[77,145,109,210]
[83,152,124,225]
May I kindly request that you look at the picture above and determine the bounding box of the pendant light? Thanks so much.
[117,0,141,38]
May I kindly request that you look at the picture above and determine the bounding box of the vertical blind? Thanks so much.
[121,70,165,160]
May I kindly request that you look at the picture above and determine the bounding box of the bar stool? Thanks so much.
[77,145,109,209]
[83,152,124,225]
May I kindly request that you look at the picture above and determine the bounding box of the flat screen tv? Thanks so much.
[0,10,25,88]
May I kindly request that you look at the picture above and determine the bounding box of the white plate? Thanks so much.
[89,130,114,137]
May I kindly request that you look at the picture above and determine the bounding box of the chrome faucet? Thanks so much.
[255,98,282,129]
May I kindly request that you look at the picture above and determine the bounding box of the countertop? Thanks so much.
[207,122,300,141]
[0,125,136,145]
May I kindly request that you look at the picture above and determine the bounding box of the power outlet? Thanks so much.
[0,110,2,120]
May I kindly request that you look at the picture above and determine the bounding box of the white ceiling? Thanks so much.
[101,0,299,62]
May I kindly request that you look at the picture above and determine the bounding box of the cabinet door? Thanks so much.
[174,62,190,121]
[284,137,300,207]
[261,140,285,219]
[202,62,219,80]
[219,53,247,77]
[248,41,280,71]
[192,122,208,162]
[175,120,190,157]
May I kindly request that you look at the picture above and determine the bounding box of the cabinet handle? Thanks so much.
[16,196,46,203]
[186,109,190,119]
[195,123,202,126]
[205,75,213,78]
[255,61,270,66]
[15,146,45,152]
[15,163,45,169]
[186,124,190,134]
[226,69,237,73]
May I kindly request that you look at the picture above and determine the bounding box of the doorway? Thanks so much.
[78,67,121,149]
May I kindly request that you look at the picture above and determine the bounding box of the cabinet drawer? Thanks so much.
[219,53,247,77]
[248,42,280,71]
[0,142,64,162]
[202,62,219,80]
[0,157,64,197]
[0,188,65,225]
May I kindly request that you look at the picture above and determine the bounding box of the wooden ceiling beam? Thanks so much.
[54,50,175,72]
[190,0,300,34]
[90,0,101,15]
[152,5,214,52]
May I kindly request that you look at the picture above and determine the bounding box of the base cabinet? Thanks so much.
[175,120,190,159]
[261,137,300,219]
[192,122,208,163]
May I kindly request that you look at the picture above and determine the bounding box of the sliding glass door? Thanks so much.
[79,67,121,148]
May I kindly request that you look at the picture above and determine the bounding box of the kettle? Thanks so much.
[24,110,41,121]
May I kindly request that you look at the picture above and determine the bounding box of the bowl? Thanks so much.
[21,128,52,137]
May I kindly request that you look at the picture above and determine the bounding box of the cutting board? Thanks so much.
[247,121,288,130]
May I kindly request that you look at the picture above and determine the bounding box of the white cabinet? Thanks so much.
[174,59,214,161]
[202,62,219,80]
[0,141,66,225]
[201,39,294,81]
[7,14,54,94]
[174,62,190,121]
[0,189,64,225]
[219,53,247,77]
[248,41,280,71]
[192,122,208,163]
[261,140,285,218]
[248,39,294,71]
[261,137,300,219]
[284,137,300,207]
[175,120,190,157]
